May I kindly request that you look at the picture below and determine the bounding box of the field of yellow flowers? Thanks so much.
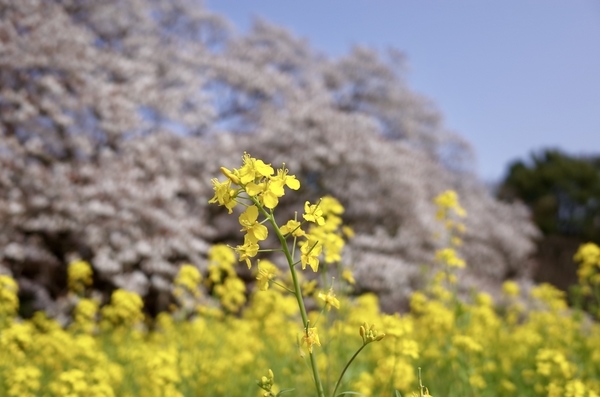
[1,155,600,397]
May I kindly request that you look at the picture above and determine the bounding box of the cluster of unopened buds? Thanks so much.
[360,322,386,345]
[256,369,294,397]
[256,369,276,397]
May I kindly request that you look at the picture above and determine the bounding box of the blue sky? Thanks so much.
[206,1,600,183]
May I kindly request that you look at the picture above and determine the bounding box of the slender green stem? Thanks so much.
[331,343,367,397]
[258,248,284,253]
[253,199,325,397]
[271,280,295,294]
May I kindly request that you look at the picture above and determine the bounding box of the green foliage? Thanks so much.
[498,149,600,241]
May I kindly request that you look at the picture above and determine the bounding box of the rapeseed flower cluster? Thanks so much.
[100,289,144,329]
[68,260,94,295]
[432,190,467,294]
[205,244,247,313]
[1,238,600,396]
[574,242,600,318]
[574,242,600,288]
[210,154,380,397]
[173,264,202,298]
[0,275,18,321]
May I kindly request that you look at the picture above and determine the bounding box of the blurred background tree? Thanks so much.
[498,149,600,291]
[0,0,538,316]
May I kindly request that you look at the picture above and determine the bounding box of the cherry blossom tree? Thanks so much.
[0,0,538,315]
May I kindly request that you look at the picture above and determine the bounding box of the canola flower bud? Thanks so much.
[220,167,240,185]
[257,369,275,396]
[361,322,385,344]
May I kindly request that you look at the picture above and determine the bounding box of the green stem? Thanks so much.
[271,280,295,294]
[254,200,325,397]
[331,344,367,397]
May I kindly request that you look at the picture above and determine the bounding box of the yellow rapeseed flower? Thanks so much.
[239,205,268,243]
[280,219,305,237]
[317,288,340,311]
[174,264,202,294]
[434,190,467,219]
[235,237,260,269]
[502,280,520,297]
[208,178,238,213]
[574,242,600,287]
[68,260,93,294]
[101,289,144,328]
[0,274,19,318]
[209,244,236,267]
[5,365,41,397]
[302,327,321,353]
[452,335,483,353]
[303,201,325,225]
[342,268,356,285]
[71,298,99,334]
[531,283,567,311]
[256,260,279,291]
[238,153,274,185]
[300,238,322,272]
[435,248,466,268]
[319,196,344,216]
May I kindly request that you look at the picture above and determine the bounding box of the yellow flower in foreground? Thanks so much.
[239,205,268,243]
[280,219,305,237]
[238,153,274,185]
[303,201,325,225]
[302,327,321,353]
[271,166,300,191]
[318,288,340,311]
[256,260,279,291]
[300,238,322,272]
[208,178,237,213]
[235,237,259,269]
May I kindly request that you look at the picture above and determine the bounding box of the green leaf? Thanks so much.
[336,392,366,396]
[276,388,296,397]
[395,390,403,397]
